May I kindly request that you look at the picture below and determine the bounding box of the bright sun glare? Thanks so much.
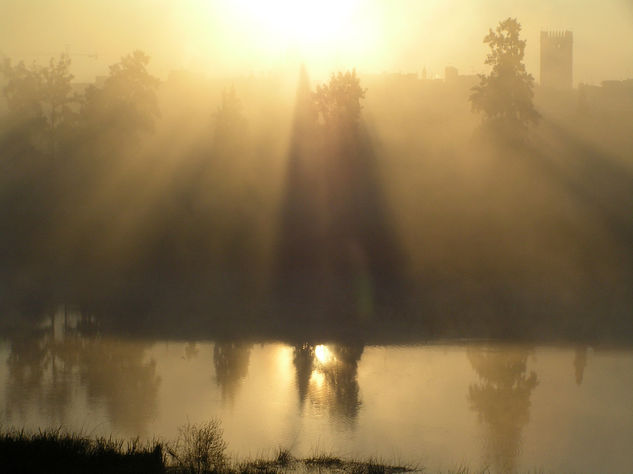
[233,0,360,46]
[314,344,333,364]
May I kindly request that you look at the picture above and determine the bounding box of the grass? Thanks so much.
[0,423,417,474]
[236,451,414,474]
[0,427,163,473]
[232,448,416,474]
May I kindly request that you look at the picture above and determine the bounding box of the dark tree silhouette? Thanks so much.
[276,66,326,309]
[276,67,405,321]
[470,18,539,137]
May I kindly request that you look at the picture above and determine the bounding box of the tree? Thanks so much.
[40,55,76,155]
[1,54,76,154]
[314,69,365,133]
[213,86,246,151]
[470,18,539,136]
[1,58,45,132]
[81,50,159,144]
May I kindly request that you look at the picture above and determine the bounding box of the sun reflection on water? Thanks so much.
[314,344,333,365]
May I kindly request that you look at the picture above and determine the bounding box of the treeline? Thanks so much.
[1,20,632,342]
[0,51,180,317]
[0,50,403,330]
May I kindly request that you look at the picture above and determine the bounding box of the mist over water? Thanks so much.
[1,313,632,473]
[1,3,633,472]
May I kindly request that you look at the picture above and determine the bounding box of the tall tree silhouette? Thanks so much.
[277,67,405,320]
[470,18,539,139]
[316,70,403,312]
[276,66,326,310]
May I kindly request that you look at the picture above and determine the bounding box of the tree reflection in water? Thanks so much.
[293,343,315,408]
[467,345,538,473]
[5,327,50,422]
[212,342,252,404]
[292,343,364,427]
[574,345,588,386]
[5,311,86,424]
[80,338,161,435]
[3,310,161,436]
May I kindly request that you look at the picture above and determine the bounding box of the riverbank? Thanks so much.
[0,425,415,474]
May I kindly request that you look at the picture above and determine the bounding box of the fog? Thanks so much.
[2,6,633,474]
[2,0,633,82]
[0,2,632,345]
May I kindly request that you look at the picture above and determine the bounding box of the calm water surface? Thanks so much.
[1,316,632,473]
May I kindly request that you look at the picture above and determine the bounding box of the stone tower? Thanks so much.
[540,31,573,89]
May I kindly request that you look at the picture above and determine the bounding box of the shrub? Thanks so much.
[168,419,227,474]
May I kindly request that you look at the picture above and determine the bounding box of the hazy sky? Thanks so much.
[1,0,632,84]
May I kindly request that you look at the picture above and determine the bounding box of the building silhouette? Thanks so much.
[540,31,573,89]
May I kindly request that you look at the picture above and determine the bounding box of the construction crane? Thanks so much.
[21,44,98,61]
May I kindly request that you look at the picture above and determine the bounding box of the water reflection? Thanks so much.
[467,346,539,473]
[3,311,160,435]
[79,338,160,435]
[2,324,632,473]
[293,343,364,426]
[184,342,199,360]
[574,345,588,386]
[293,343,315,407]
[213,342,252,404]
[6,327,51,422]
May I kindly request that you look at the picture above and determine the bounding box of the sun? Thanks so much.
[183,0,380,76]
[231,0,361,47]
[220,0,368,65]
[314,344,333,365]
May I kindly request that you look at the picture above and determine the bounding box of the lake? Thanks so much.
[1,312,632,473]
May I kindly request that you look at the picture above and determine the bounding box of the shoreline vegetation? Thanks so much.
[0,422,417,474]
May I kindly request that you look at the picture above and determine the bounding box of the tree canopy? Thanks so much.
[81,50,159,144]
[1,55,76,153]
[314,70,365,132]
[213,86,246,150]
[470,18,539,135]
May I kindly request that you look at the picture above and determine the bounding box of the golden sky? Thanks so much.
[1,0,632,83]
